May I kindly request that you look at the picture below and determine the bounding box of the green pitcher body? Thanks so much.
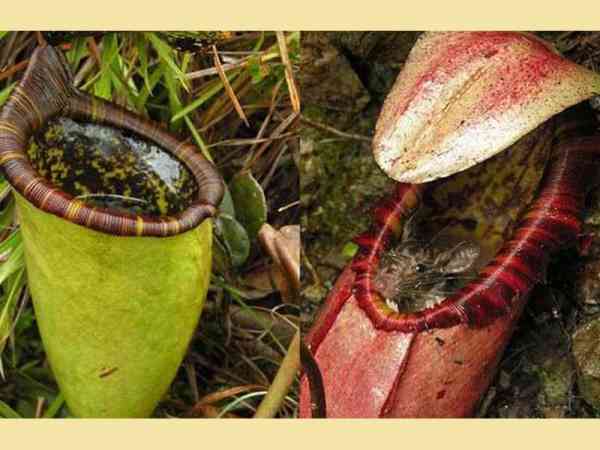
[0,46,223,417]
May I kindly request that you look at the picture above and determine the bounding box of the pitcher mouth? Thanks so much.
[0,45,224,237]
[350,109,600,333]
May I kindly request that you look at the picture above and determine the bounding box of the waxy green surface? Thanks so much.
[16,193,212,417]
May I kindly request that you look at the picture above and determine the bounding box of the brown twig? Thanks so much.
[0,59,29,82]
[199,71,252,128]
[86,37,102,68]
[301,246,322,287]
[35,32,47,47]
[260,142,288,191]
[208,132,295,148]
[184,362,200,404]
[301,114,373,142]
[212,45,249,127]
[276,31,300,114]
[245,111,299,170]
[34,397,45,418]
[188,384,266,417]
[249,79,284,155]
[185,51,280,80]
[73,42,104,87]
[0,32,20,69]
[277,200,300,213]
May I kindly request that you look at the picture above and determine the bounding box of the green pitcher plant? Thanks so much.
[0,46,224,417]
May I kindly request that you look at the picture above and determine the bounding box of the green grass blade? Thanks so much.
[0,198,16,235]
[94,33,120,100]
[217,391,267,418]
[144,32,189,92]
[65,37,90,69]
[163,67,184,132]
[0,268,26,357]
[171,72,237,122]
[135,64,165,112]
[135,34,151,92]
[0,239,25,285]
[42,393,65,418]
[253,31,265,51]
[0,399,22,418]
[184,116,213,162]
[0,230,21,255]
[0,83,16,107]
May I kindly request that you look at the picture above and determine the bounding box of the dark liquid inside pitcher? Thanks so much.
[27,117,198,217]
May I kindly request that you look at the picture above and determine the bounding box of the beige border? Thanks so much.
[1,419,600,448]
[0,0,599,29]
[2,1,600,448]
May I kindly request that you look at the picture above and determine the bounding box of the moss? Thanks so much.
[536,359,573,407]
[301,104,391,269]
[573,318,600,410]
[300,33,417,302]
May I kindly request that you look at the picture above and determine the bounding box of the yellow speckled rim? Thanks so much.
[0,45,224,237]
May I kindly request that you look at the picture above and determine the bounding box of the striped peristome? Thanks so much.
[351,106,600,332]
[0,45,223,237]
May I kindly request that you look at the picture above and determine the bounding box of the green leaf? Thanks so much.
[107,55,138,110]
[247,55,271,84]
[229,171,267,241]
[65,37,89,69]
[253,31,266,52]
[0,399,22,418]
[183,116,213,163]
[181,51,192,73]
[342,242,359,259]
[0,197,15,234]
[215,214,250,267]
[135,34,151,92]
[0,235,26,355]
[211,235,230,274]
[219,186,236,217]
[144,32,189,92]
[171,72,237,122]
[135,64,165,112]
[163,66,184,133]
[0,178,10,200]
[0,230,20,254]
[0,83,15,107]
[113,52,139,95]
[42,393,65,418]
[0,235,24,285]
[93,33,120,100]
[218,391,267,418]
[0,267,26,357]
